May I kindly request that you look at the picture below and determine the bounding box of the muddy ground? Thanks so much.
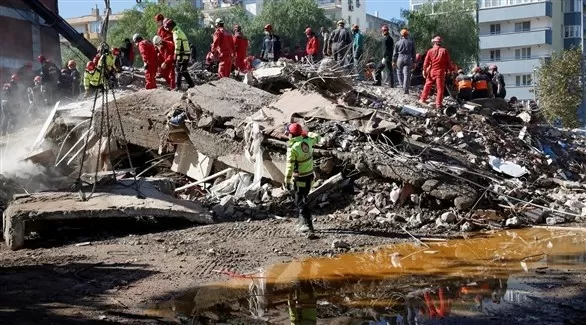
[1,214,585,324]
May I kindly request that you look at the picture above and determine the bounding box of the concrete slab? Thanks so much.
[269,90,333,125]
[2,179,213,250]
[172,141,214,181]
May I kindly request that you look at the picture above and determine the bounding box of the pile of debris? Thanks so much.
[3,58,586,248]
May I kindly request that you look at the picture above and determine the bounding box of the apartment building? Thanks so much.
[64,6,124,42]
[410,0,586,101]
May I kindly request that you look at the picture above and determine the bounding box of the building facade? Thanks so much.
[64,6,124,42]
[0,0,61,83]
[409,0,586,101]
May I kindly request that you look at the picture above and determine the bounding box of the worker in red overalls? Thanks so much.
[211,18,234,78]
[419,36,452,109]
[233,24,249,74]
[153,35,176,89]
[133,33,158,89]
[155,13,173,42]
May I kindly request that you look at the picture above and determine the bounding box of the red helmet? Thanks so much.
[381,25,389,32]
[86,61,96,71]
[154,13,164,21]
[67,60,76,68]
[11,74,18,81]
[287,123,303,136]
[305,27,312,35]
[264,24,273,31]
[112,47,120,56]
[432,36,442,43]
[415,53,422,61]
[38,55,46,63]
[34,76,41,83]
[163,18,175,31]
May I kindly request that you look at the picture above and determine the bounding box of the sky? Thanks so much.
[58,0,410,20]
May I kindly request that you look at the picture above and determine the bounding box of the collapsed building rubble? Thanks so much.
[2,59,586,249]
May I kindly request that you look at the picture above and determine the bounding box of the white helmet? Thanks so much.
[132,33,142,42]
[215,18,224,25]
[152,35,162,45]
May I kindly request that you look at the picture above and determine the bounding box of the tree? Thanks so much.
[401,0,479,67]
[534,48,584,128]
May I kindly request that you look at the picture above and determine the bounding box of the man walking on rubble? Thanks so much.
[260,24,281,62]
[155,13,173,42]
[133,33,157,90]
[38,55,60,105]
[419,36,452,109]
[393,28,416,94]
[328,20,352,67]
[305,28,319,64]
[320,27,331,57]
[153,35,176,89]
[285,123,321,239]
[351,24,364,80]
[212,18,234,78]
[488,64,506,99]
[373,25,394,87]
[233,25,249,73]
[164,18,195,90]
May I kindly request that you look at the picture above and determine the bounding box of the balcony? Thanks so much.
[479,56,548,74]
[480,28,552,48]
[478,0,551,23]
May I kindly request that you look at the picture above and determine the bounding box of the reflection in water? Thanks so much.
[147,228,586,324]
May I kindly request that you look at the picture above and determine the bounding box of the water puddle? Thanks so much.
[149,228,586,323]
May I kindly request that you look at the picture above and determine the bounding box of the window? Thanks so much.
[515,47,531,59]
[563,0,581,13]
[89,21,101,33]
[515,74,532,86]
[514,21,530,32]
[490,24,501,35]
[565,25,581,38]
[490,50,501,61]
[356,0,361,7]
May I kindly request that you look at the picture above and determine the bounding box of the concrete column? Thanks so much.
[3,213,25,250]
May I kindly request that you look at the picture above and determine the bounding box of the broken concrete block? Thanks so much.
[172,141,214,181]
[440,212,457,223]
[308,173,344,203]
[351,210,366,218]
[454,196,476,211]
[332,239,350,249]
[271,187,287,199]
[374,193,387,208]
[213,195,235,218]
[368,208,381,217]
[523,208,547,224]
[546,216,565,225]
[505,217,522,228]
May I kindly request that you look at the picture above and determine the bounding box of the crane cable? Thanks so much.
[74,0,141,201]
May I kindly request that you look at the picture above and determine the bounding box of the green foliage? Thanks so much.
[401,0,479,67]
[61,44,88,66]
[534,48,583,128]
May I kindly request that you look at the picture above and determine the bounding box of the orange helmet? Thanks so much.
[264,24,273,31]
[305,27,312,35]
[287,123,302,136]
[154,13,164,21]
[86,61,96,71]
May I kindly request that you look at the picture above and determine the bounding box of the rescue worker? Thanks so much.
[1,83,15,135]
[111,48,123,72]
[411,52,424,86]
[133,33,158,90]
[419,36,452,109]
[58,68,73,98]
[472,66,490,99]
[260,24,281,62]
[319,27,330,57]
[287,280,318,324]
[154,13,173,42]
[164,18,195,90]
[373,25,394,87]
[328,20,351,66]
[83,61,103,97]
[212,18,234,78]
[393,28,416,94]
[153,35,176,89]
[96,43,118,88]
[285,122,321,237]
[119,38,135,67]
[304,28,319,64]
[489,64,506,99]
[455,69,473,102]
[233,24,249,73]
[38,55,60,105]
[351,24,364,80]
[67,60,81,97]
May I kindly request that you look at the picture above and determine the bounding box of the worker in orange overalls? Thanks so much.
[211,18,234,78]
[232,24,249,73]
[153,35,176,89]
[154,13,173,42]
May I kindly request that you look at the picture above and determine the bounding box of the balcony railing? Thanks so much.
[479,27,551,37]
[479,0,548,9]
[479,55,550,62]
